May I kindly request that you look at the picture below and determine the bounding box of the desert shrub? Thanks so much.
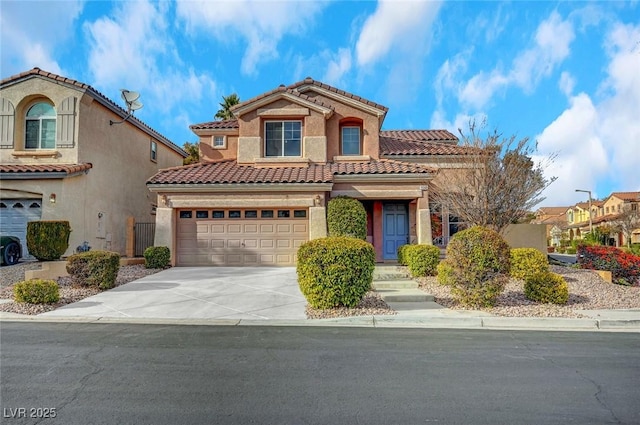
[510,248,549,281]
[297,236,375,309]
[445,226,511,307]
[404,244,440,277]
[436,259,455,286]
[326,196,367,240]
[144,246,171,269]
[397,244,410,266]
[13,279,60,304]
[577,245,640,286]
[565,247,577,255]
[66,250,121,290]
[524,271,569,304]
[26,221,71,261]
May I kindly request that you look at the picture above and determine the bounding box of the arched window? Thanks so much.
[25,102,56,149]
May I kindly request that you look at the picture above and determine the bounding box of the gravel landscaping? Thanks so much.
[305,291,396,319]
[418,265,640,318]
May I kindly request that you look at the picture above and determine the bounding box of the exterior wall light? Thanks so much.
[49,193,56,203]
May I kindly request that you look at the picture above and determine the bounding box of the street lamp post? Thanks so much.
[575,189,593,235]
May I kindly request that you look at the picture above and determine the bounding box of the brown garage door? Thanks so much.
[176,208,308,266]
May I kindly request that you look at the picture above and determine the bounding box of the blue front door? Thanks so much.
[383,203,408,260]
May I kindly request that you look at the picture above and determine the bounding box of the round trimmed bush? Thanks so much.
[397,244,410,266]
[326,196,367,240]
[405,244,441,277]
[14,279,60,304]
[26,221,71,261]
[144,246,171,269]
[436,260,455,286]
[510,248,549,281]
[445,226,511,307]
[524,271,569,304]
[297,236,375,309]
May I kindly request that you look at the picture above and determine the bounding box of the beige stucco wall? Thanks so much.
[502,224,547,254]
[199,134,238,162]
[0,76,185,257]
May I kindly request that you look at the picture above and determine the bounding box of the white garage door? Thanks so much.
[176,208,308,266]
[0,199,43,258]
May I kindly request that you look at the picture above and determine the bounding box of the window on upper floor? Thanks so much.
[341,126,361,155]
[150,141,157,162]
[568,211,573,222]
[213,135,226,149]
[265,121,301,157]
[25,102,56,149]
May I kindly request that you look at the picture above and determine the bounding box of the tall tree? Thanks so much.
[182,142,200,165]
[430,120,556,233]
[215,93,240,120]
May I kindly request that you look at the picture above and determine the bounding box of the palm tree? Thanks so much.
[182,142,200,165]
[215,93,240,120]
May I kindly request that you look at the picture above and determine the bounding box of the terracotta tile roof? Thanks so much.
[537,206,570,216]
[190,119,239,130]
[0,163,93,175]
[609,192,640,201]
[231,84,335,114]
[1,68,185,156]
[380,135,478,156]
[147,159,434,185]
[289,77,389,112]
[380,129,458,142]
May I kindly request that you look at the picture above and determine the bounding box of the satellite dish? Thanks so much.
[110,88,144,125]
[129,100,143,111]
[121,89,140,103]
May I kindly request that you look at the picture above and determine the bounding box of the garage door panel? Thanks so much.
[176,210,308,266]
[0,199,43,259]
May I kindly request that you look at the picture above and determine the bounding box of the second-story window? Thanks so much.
[150,141,157,162]
[265,121,301,156]
[341,126,361,155]
[213,135,225,148]
[25,103,56,149]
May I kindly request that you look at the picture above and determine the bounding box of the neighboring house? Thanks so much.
[532,206,569,246]
[148,78,476,266]
[0,68,186,259]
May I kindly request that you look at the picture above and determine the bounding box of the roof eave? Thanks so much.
[147,182,334,192]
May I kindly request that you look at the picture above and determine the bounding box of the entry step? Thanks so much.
[372,280,419,290]
[377,289,435,303]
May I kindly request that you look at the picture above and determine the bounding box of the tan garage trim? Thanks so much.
[176,208,308,266]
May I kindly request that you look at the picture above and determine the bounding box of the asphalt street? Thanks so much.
[1,323,639,425]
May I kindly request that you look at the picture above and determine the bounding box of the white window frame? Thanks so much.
[150,140,157,162]
[25,102,56,150]
[212,135,226,149]
[264,120,302,157]
[341,126,361,155]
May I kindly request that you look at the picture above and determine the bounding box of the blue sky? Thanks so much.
[1,0,639,207]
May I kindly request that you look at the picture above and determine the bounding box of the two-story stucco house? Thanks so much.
[0,68,186,259]
[147,78,475,266]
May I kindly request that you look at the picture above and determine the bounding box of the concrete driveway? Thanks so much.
[40,267,306,320]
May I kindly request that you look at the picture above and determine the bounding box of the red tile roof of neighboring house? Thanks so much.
[1,68,185,156]
[609,191,640,201]
[147,159,434,185]
[537,206,570,216]
[190,119,239,130]
[380,136,478,156]
[0,163,93,175]
[380,129,458,142]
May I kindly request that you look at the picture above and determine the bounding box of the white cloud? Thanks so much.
[458,10,575,110]
[537,22,640,205]
[323,48,353,86]
[355,0,441,67]
[175,0,325,75]
[558,72,575,97]
[0,0,84,76]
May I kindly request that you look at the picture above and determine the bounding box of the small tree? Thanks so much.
[613,205,640,248]
[430,120,556,233]
[182,142,200,165]
[215,93,240,120]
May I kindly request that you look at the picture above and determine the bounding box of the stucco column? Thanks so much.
[417,208,433,245]
[154,207,175,264]
[309,206,327,240]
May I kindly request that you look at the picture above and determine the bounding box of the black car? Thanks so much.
[1,236,22,266]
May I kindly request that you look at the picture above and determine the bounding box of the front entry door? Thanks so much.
[383,203,408,260]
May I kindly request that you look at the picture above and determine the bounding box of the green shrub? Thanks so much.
[445,226,511,307]
[524,271,569,304]
[26,221,71,261]
[297,236,375,309]
[66,251,120,290]
[565,247,577,255]
[397,244,410,266]
[404,244,440,277]
[510,248,549,281]
[144,246,171,269]
[436,260,455,286]
[326,196,367,240]
[13,279,60,304]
